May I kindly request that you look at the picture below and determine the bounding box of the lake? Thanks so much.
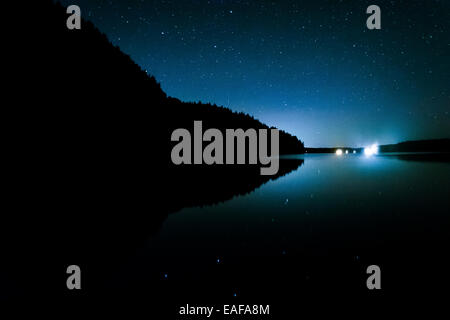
[115,153,450,301]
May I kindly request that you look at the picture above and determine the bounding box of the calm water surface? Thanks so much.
[125,154,450,285]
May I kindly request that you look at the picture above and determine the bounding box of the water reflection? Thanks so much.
[130,153,450,299]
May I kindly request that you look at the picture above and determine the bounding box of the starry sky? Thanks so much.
[60,0,449,147]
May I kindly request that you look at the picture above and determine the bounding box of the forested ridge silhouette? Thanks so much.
[2,1,304,299]
[10,0,304,218]
[379,138,450,153]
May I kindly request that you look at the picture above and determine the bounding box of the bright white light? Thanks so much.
[353,150,356,154]
[345,150,349,154]
[364,144,379,156]
[336,149,343,156]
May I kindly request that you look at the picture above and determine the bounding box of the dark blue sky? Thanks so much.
[61,0,449,147]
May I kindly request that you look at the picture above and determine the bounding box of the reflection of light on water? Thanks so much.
[336,149,343,155]
[364,144,379,156]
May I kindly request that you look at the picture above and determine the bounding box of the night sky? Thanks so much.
[60,0,449,147]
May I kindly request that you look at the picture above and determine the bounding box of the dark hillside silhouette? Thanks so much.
[379,138,450,153]
[3,0,304,299]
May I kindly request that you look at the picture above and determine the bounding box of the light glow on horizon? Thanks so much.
[364,144,379,156]
[336,149,343,156]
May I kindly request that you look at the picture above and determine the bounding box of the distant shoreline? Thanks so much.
[306,138,450,154]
